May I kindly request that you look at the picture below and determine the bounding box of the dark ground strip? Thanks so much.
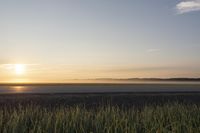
[1,92,200,108]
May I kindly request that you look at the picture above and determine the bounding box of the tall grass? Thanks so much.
[0,103,200,133]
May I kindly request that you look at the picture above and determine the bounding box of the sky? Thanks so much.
[0,0,200,83]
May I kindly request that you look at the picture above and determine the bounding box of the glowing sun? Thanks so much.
[15,64,26,75]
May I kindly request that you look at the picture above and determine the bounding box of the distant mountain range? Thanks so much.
[94,78,200,81]
[0,78,200,85]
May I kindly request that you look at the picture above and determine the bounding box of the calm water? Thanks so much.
[0,83,200,93]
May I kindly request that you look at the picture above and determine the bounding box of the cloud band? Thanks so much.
[176,0,200,14]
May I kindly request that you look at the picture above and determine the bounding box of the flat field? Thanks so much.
[0,93,200,133]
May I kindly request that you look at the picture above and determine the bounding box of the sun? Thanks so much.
[15,64,26,75]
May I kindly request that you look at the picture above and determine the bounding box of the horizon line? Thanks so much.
[0,77,200,85]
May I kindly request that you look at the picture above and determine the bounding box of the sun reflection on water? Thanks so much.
[11,86,26,93]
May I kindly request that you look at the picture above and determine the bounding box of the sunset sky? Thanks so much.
[0,0,200,83]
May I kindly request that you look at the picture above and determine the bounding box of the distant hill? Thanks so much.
[95,78,200,82]
[0,78,200,86]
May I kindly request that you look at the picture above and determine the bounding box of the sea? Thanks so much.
[0,81,200,94]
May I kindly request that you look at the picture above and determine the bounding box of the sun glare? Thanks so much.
[15,64,26,75]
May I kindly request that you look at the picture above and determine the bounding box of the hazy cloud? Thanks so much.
[176,0,200,14]
[146,49,160,53]
[0,64,39,69]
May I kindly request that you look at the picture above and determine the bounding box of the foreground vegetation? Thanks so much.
[0,93,200,133]
[0,103,200,133]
